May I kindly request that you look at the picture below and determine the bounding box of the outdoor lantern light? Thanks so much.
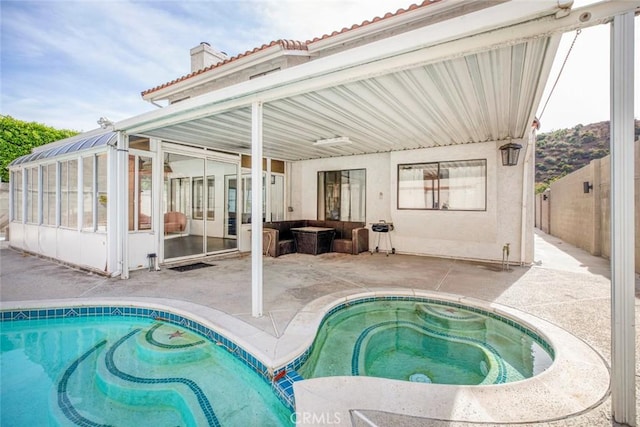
[499,142,522,166]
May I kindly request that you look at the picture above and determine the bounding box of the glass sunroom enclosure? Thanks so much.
[8,131,286,275]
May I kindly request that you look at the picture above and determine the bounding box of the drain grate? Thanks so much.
[168,262,215,272]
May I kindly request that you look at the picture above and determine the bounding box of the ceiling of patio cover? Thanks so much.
[138,37,552,161]
[9,132,116,166]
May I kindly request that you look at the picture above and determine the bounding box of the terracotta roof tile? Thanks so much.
[141,1,439,97]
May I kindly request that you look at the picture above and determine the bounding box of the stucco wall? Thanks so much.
[292,139,532,264]
[542,140,639,273]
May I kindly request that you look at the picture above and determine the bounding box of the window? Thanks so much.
[60,159,78,228]
[193,176,214,220]
[42,164,56,225]
[82,156,94,230]
[12,170,22,222]
[317,169,366,221]
[96,154,107,231]
[241,175,266,224]
[26,167,38,224]
[129,155,153,231]
[398,159,486,211]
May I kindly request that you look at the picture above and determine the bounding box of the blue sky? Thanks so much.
[1,0,637,133]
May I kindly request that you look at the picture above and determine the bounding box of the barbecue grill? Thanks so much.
[370,220,395,255]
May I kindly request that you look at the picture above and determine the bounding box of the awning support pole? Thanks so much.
[116,131,129,279]
[610,11,636,427]
[251,101,264,318]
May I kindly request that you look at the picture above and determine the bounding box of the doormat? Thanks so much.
[168,262,216,272]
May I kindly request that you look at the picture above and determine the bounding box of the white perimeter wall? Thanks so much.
[291,140,531,263]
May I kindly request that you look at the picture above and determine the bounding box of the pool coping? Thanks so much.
[0,288,610,425]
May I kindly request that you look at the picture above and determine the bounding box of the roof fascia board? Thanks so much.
[144,44,312,101]
[119,0,635,135]
[306,0,492,53]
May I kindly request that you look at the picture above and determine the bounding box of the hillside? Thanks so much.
[535,120,640,187]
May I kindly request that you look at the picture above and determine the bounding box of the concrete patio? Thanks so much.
[1,229,638,426]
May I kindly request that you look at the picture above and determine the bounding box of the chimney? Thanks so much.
[190,42,228,72]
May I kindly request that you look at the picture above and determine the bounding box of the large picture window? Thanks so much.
[318,169,366,221]
[398,159,486,211]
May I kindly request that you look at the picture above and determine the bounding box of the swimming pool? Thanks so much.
[297,298,554,384]
[1,311,293,426]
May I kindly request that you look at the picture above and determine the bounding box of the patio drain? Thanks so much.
[168,262,216,272]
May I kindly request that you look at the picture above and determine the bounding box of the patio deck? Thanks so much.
[1,229,638,426]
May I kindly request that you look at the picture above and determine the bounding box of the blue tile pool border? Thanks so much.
[0,305,296,412]
[281,295,556,376]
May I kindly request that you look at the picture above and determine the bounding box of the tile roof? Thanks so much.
[141,1,440,97]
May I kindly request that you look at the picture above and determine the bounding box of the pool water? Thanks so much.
[1,316,292,426]
[298,300,554,385]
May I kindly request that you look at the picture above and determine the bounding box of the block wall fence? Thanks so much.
[535,140,639,273]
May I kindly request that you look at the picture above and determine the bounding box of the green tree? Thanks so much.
[0,116,78,182]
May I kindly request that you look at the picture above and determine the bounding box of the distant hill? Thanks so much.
[535,120,640,189]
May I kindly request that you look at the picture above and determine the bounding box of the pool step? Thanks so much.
[415,303,487,335]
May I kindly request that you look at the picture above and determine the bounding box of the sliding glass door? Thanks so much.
[163,152,238,260]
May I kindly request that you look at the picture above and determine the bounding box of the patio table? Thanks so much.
[290,226,335,255]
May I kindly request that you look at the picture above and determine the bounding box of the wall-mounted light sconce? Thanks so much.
[583,181,593,194]
[543,194,548,200]
[499,142,522,166]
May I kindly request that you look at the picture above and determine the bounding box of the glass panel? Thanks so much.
[318,169,366,221]
[241,174,266,224]
[341,169,366,222]
[26,167,38,224]
[398,160,485,210]
[207,176,215,220]
[192,177,204,220]
[128,155,135,231]
[60,160,78,228]
[43,164,56,225]
[439,160,486,210]
[163,153,203,259]
[12,170,22,222]
[82,156,94,230]
[270,174,284,221]
[139,156,152,230]
[96,154,107,231]
[226,176,237,237]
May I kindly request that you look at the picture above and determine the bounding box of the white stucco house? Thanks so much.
[6,1,638,423]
